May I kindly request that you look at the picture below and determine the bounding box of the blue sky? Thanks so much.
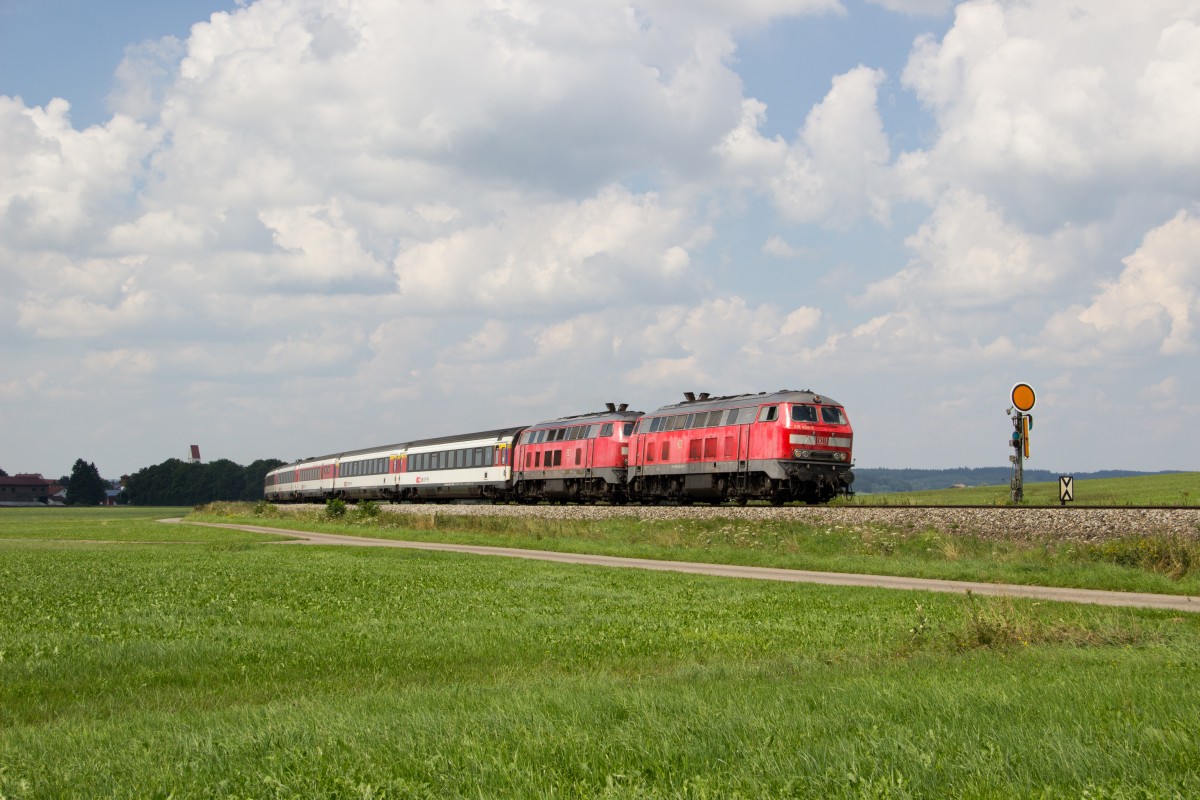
[2,0,1198,480]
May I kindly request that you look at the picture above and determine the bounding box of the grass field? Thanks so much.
[1,505,1199,797]
[850,471,1200,506]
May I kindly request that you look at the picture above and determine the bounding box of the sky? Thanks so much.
[2,0,1199,480]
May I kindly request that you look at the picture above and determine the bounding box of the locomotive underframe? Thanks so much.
[514,467,628,503]
[631,458,853,505]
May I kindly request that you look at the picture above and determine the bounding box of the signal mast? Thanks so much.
[1007,383,1035,503]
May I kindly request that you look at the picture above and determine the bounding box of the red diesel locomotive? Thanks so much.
[627,389,853,505]
[512,403,642,503]
[264,389,854,505]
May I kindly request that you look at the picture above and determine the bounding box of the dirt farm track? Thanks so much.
[169,506,1200,614]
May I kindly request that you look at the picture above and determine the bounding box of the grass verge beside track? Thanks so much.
[191,501,1200,597]
[1,508,1198,797]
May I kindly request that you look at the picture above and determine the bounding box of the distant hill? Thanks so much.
[851,467,1184,494]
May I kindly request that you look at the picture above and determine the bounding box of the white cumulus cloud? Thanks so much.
[897,0,1200,223]
[719,65,892,226]
[1041,209,1200,359]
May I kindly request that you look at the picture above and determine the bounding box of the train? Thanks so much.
[263,389,854,506]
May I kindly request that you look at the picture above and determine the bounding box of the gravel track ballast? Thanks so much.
[284,503,1200,543]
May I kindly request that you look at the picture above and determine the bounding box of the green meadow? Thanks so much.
[1,503,1198,798]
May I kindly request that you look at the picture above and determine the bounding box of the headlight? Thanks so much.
[834,452,846,461]
[794,449,810,459]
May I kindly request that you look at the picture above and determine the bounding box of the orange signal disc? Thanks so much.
[1011,383,1036,412]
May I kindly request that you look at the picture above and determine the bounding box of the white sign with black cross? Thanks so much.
[1059,475,1074,505]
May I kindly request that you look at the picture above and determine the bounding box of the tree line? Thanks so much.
[121,458,284,506]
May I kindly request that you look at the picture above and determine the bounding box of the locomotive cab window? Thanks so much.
[821,407,848,424]
[791,405,818,423]
[622,422,634,436]
[757,405,779,423]
[600,422,614,438]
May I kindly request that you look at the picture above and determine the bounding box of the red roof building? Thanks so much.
[0,473,57,505]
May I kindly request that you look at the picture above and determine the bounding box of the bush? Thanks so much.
[355,500,381,520]
[1088,536,1195,579]
[252,500,277,517]
[325,498,347,519]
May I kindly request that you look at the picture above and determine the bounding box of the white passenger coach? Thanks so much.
[264,428,523,504]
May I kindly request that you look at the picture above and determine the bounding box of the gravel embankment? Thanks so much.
[283,503,1200,543]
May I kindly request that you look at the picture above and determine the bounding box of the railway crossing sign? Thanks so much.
[1059,475,1074,505]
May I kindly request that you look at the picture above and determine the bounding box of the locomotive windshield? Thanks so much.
[821,406,848,424]
[792,404,847,424]
[791,404,818,423]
